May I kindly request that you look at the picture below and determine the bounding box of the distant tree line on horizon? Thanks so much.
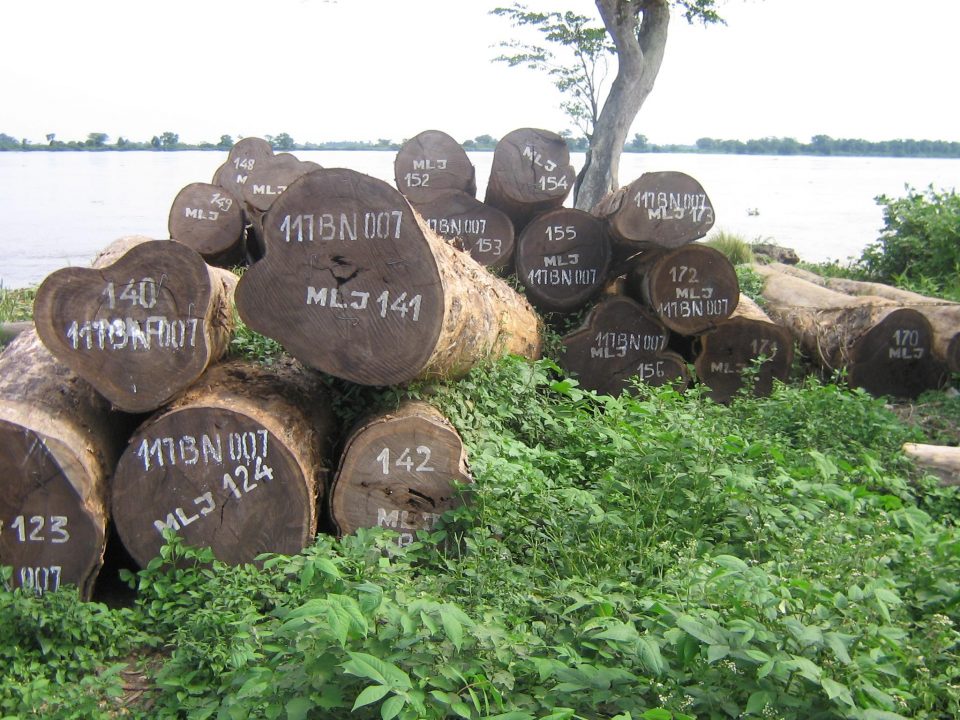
[2,131,959,159]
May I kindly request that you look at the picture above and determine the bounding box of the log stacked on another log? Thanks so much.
[0,330,129,599]
[236,168,542,387]
[33,237,237,414]
[394,130,477,202]
[329,401,471,546]
[410,190,515,270]
[752,263,945,398]
[694,294,794,403]
[484,128,576,233]
[111,359,335,568]
[168,183,245,265]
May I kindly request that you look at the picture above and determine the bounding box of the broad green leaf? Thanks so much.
[637,636,667,676]
[824,632,853,665]
[285,697,313,720]
[745,691,774,714]
[713,554,748,572]
[593,621,640,644]
[821,677,854,707]
[676,615,725,645]
[381,694,406,720]
[440,606,465,651]
[641,709,674,720]
[481,712,534,720]
[707,644,730,663]
[352,684,391,710]
[862,711,909,720]
[343,653,412,690]
[452,701,474,718]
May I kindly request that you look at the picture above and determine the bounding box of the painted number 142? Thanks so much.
[376,446,434,474]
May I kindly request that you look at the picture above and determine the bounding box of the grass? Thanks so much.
[702,230,754,265]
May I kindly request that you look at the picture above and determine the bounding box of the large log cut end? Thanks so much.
[235,168,541,387]
[593,172,715,250]
[330,401,471,547]
[0,331,125,599]
[694,294,794,403]
[559,296,689,395]
[168,182,245,265]
[33,238,237,414]
[394,130,477,202]
[484,128,575,232]
[110,359,335,568]
[410,190,515,270]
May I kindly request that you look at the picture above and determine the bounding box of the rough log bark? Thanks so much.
[33,236,237,413]
[484,128,575,233]
[592,171,715,251]
[236,168,542,386]
[752,264,945,398]
[694,294,794,403]
[902,442,960,486]
[559,295,690,395]
[168,182,245,266]
[0,330,128,599]
[515,208,611,313]
[110,359,335,568]
[625,243,739,334]
[410,190,515,270]
[329,401,471,547]
[394,130,477,203]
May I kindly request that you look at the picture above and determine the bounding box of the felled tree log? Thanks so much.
[111,359,335,568]
[237,152,320,214]
[236,168,542,386]
[559,296,689,395]
[394,130,477,203]
[0,330,128,599]
[625,243,740,335]
[484,128,575,232]
[752,264,944,398]
[593,171,715,252]
[168,182,245,265]
[410,190,515,270]
[515,208,611,313]
[212,136,275,199]
[694,294,794,403]
[33,236,237,413]
[902,442,960,486]
[329,401,471,546]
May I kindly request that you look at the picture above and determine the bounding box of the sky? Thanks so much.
[3,0,960,147]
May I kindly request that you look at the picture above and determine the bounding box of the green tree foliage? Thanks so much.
[85,132,108,147]
[0,133,20,149]
[268,132,295,150]
[217,134,233,149]
[159,131,179,149]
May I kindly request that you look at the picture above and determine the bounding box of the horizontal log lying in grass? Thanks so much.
[902,442,960,486]
[394,129,477,203]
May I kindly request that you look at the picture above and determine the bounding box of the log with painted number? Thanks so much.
[0,330,130,599]
[694,294,795,403]
[751,264,946,398]
[394,129,477,203]
[484,128,576,233]
[410,190,515,270]
[235,168,542,386]
[625,243,740,335]
[110,359,336,568]
[515,208,611,313]
[558,295,689,395]
[33,236,237,414]
[168,182,245,265]
[329,401,471,546]
[212,136,276,200]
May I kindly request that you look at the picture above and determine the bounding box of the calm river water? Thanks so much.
[1,150,957,288]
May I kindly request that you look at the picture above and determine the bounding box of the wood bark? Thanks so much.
[33,236,237,413]
[0,330,128,599]
[236,168,542,387]
[168,182,245,266]
[394,130,477,203]
[484,128,576,232]
[694,294,794,403]
[575,0,670,211]
[752,264,945,398]
[625,244,740,334]
[410,190,515,270]
[559,295,689,395]
[902,443,960,486]
[329,401,471,546]
[110,358,335,568]
[593,171,715,251]
[515,208,611,313]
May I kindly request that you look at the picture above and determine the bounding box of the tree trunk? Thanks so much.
[515,208,612,313]
[33,236,237,414]
[0,330,129,599]
[483,128,576,233]
[575,0,670,211]
[410,189,515,270]
[110,358,335,568]
[236,168,542,387]
[694,294,794,403]
[168,182,246,266]
[902,443,960,486]
[329,401,471,547]
[394,130,477,202]
[625,243,740,334]
[212,137,275,200]
[559,295,689,394]
[752,264,945,398]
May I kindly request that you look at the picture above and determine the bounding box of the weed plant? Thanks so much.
[703,232,754,265]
